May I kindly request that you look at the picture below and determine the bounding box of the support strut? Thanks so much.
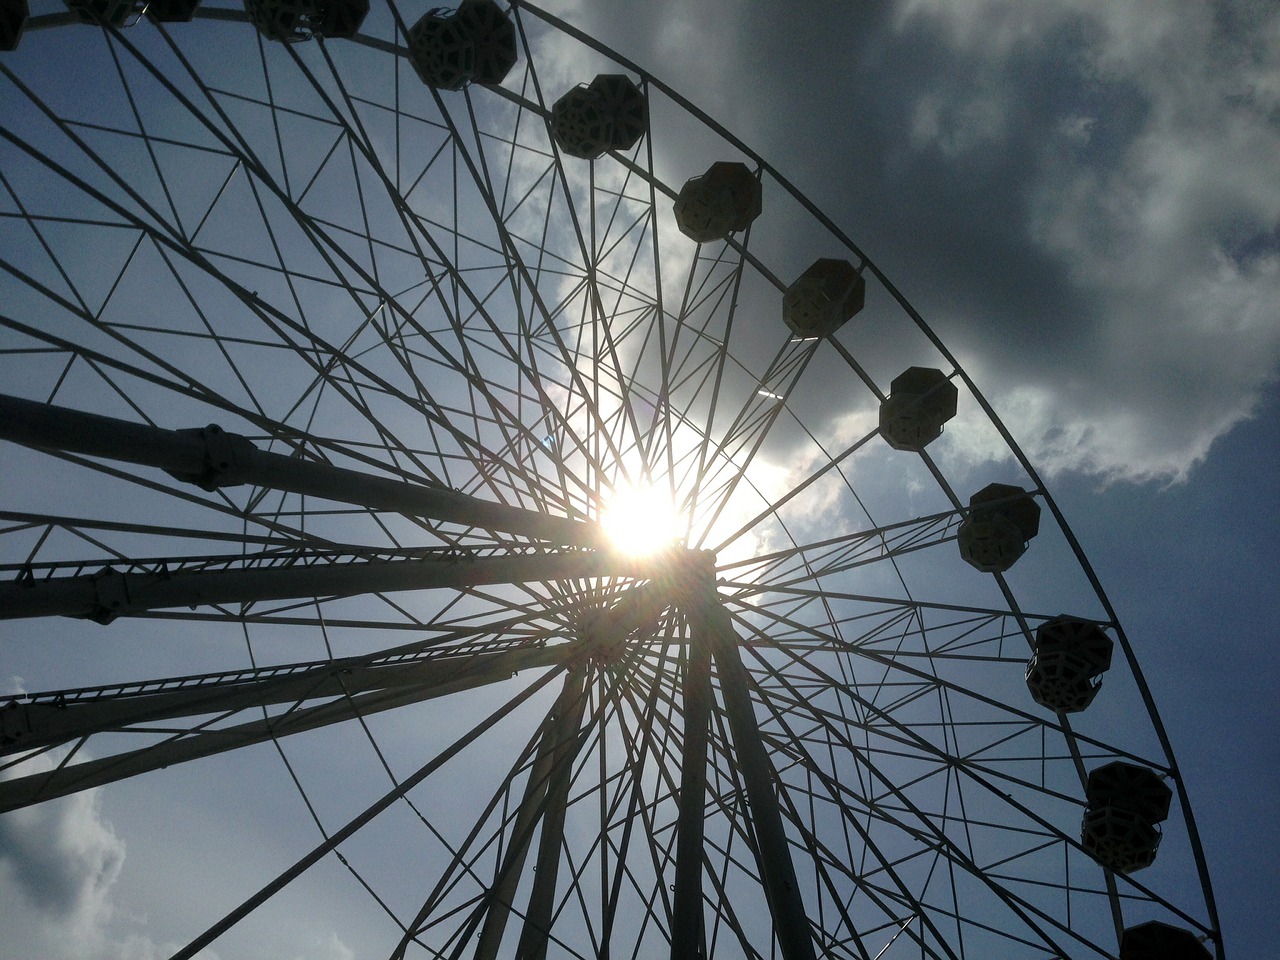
[1,550,666,622]
[0,643,563,757]
[684,578,817,960]
[670,634,712,960]
[513,664,589,960]
[0,643,568,812]
[471,581,671,960]
[0,392,600,546]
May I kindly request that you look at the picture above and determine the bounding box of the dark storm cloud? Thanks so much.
[552,0,1280,482]
[565,2,1113,355]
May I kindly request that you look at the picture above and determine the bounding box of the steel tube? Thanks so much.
[670,636,712,960]
[693,595,817,960]
[0,643,567,812]
[0,393,600,546]
[514,664,589,960]
[1,550,661,621]
[0,643,565,756]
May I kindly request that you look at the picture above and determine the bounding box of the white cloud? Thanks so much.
[0,754,220,960]
[0,761,125,950]
[291,931,356,960]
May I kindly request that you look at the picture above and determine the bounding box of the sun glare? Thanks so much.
[601,482,683,556]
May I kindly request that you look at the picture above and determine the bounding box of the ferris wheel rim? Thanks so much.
[0,4,1222,959]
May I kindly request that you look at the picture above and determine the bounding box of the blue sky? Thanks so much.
[1,1,1277,958]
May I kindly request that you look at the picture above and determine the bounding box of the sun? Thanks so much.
[600,482,683,556]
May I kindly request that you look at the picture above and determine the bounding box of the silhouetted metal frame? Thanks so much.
[0,5,1223,960]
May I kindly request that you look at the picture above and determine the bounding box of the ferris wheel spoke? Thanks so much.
[0,632,565,761]
[276,43,599,510]
[708,385,895,558]
[731,631,1194,956]
[0,640,571,814]
[730,644,1080,958]
[648,196,771,525]
[46,33,566,502]
[607,653,692,944]
[738,597,1156,764]
[384,663,588,960]
[754,662,1085,819]
[752,754,953,960]
[687,337,821,547]
[0,113,489,488]
[402,657,657,960]
[726,582,1062,630]
[761,783,910,960]
[159,657,564,960]
[660,244,746,452]
[387,591,687,956]
[675,323,785,531]
[397,48,641,496]
[0,392,598,547]
[718,507,968,590]
[0,181,130,326]
[622,127,678,482]
[507,53,653,483]
[0,311,447,498]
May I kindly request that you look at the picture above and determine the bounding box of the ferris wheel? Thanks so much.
[0,2,1222,959]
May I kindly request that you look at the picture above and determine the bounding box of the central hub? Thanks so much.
[575,548,720,664]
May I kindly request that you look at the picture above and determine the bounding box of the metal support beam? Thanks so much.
[471,692,563,960]
[670,635,712,960]
[1,550,664,622]
[472,579,673,960]
[0,392,601,546]
[0,643,568,812]
[686,583,817,960]
[0,643,562,756]
[466,665,590,960]
[514,664,588,960]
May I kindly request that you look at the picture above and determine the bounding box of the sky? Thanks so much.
[1,1,1277,958]
[552,1,1280,956]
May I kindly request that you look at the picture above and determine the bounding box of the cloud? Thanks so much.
[869,0,1280,483]
[547,0,1280,485]
[292,931,356,960]
[0,754,220,960]
[0,760,125,926]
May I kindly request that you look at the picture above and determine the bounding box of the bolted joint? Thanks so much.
[575,605,629,666]
[164,424,257,492]
[1,700,33,748]
[672,549,730,639]
[89,567,130,624]
[673,548,717,591]
[1,700,71,753]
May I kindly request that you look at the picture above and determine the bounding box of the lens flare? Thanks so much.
[601,482,682,556]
